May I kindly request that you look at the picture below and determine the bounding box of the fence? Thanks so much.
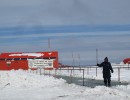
[82,65,130,82]
[27,67,85,86]
[56,68,85,86]
[26,65,130,86]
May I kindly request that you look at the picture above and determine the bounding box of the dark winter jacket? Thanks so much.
[97,62,113,78]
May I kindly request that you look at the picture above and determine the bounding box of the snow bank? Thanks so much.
[0,70,65,89]
[0,69,130,100]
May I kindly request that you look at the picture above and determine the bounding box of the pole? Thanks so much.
[49,70,50,77]
[48,38,50,52]
[96,48,98,64]
[118,68,120,81]
[78,53,81,72]
[128,63,130,70]
[40,68,41,75]
[72,52,74,72]
[54,69,57,79]
[96,67,97,77]
[87,67,89,75]
[70,69,72,83]
[96,49,98,77]
[72,52,73,66]
[44,68,45,75]
[78,54,80,66]
[83,69,84,86]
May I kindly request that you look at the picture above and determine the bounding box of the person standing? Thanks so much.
[97,57,114,87]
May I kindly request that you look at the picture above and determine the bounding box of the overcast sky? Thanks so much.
[0,0,130,65]
[0,0,130,26]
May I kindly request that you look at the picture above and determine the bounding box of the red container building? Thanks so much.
[123,58,130,64]
[0,51,58,70]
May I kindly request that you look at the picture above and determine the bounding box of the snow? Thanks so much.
[9,53,44,57]
[0,64,130,100]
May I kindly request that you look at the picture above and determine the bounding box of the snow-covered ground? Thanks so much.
[0,64,130,100]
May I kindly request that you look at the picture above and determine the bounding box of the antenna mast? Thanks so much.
[48,38,50,52]
[96,48,98,64]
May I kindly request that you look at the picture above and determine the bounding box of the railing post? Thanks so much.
[60,67,61,72]
[68,66,69,73]
[49,70,50,77]
[118,67,120,81]
[83,69,84,86]
[70,69,72,83]
[55,69,57,77]
[40,68,41,75]
[36,69,37,74]
[44,69,45,75]
[73,66,74,72]
[96,67,97,77]
[80,66,81,73]
[87,67,89,75]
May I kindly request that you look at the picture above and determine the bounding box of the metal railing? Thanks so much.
[56,68,85,86]
[26,65,130,86]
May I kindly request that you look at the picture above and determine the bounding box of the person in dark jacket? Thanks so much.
[97,57,114,87]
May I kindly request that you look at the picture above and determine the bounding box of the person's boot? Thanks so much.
[108,83,111,87]
[104,82,107,87]
[108,79,111,87]
[104,78,107,87]
[105,83,107,87]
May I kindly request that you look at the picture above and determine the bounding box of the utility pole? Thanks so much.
[48,38,50,52]
[72,52,75,71]
[78,53,80,67]
[96,48,98,64]
[78,53,81,71]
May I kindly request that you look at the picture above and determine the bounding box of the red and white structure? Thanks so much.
[123,58,130,64]
[0,51,59,70]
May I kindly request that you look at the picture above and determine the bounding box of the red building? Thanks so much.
[123,58,130,64]
[0,51,58,70]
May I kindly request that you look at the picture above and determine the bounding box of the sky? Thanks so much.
[0,0,130,65]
